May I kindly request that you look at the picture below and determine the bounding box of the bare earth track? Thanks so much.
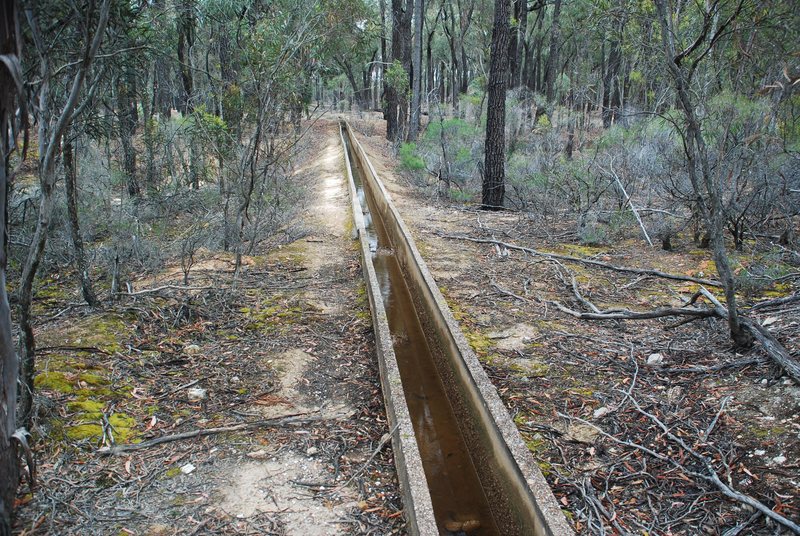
[14,120,405,535]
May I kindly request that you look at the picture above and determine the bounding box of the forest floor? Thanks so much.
[13,120,406,535]
[11,114,800,535]
[345,111,799,535]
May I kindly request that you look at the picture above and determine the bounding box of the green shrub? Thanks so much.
[399,143,425,171]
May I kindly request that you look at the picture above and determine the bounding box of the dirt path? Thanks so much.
[212,123,365,534]
[16,120,405,535]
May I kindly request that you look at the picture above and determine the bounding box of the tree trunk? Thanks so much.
[408,0,424,140]
[64,139,100,306]
[602,8,624,128]
[545,0,562,102]
[117,73,140,197]
[426,23,436,106]
[176,0,195,115]
[380,0,389,119]
[653,0,751,347]
[19,0,111,428]
[483,0,510,210]
[510,0,527,88]
[0,2,20,528]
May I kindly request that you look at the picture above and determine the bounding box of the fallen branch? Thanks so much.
[490,280,530,302]
[118,284,215,296]
[559,408,800,534]
[698,288,800,384]
[333,423,400,492]
[663,357,763,374]
[439,233,722,287]
[549,299,716,321]
[749,292,800,312]
[626,395,800,534]
[99,411,321,455]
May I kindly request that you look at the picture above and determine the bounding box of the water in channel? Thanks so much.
[344,132,500,536]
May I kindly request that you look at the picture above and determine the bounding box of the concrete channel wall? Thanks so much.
[339,126,439,535]
[342,122,573,536]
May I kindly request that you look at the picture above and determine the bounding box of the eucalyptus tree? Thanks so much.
[18,0,111,426]
[482,0,510,209]
[651,0,793,347]
[386,0,412,140]
[0,0,23,530]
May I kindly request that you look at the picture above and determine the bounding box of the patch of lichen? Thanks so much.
[43,313,134,355]
[64,413,137,443]
[748,424,787,439]
[548,243,607,258]
[567,386,595,397]
[31,277,74,314]
[509,360,550,378]
[35,371,74,393]
[464,329,493,356]
[269,240,307,267]
[239,293,305,334]
[762,282,793,298]
[354,281,371,321]
[35,333,139,448]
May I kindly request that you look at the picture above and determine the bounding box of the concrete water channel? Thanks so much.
[340,123,573,536]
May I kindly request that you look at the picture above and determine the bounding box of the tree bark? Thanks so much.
[176,0,195,115]
[483,0,511,210]
[602,6,625,128]
[0,1,21,529]
[116,72,140,197]
[545,0,562,102]
[408,0,424,140]
[64,139,100,306]
[19,0,111,427]
[510,0,527,88]
[653,0,751,347]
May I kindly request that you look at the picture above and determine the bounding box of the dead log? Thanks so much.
[549,300,717,321]
[440,234,722,287]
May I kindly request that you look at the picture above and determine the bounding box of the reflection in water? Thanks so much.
[346,132,499,536]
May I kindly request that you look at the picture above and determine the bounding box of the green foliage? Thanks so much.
[705,90,770,147]
[385,60,410,96]
[535,114,551,130]
[399,143,425,171]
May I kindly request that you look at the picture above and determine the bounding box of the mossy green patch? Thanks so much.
[568,387,595,397]
[548,243,607,258]
[79,372,109,386]
[35,371,74,393]
[241,296,304,334]
[763,282,793,298]
[108,414,137,442]
[45,313,133,355]
[64,411,138,443]
[164,467,183,479]
[67,400,105,413]
[65,423,103,441]
[511,361,550,378]
[748,425,787,439]
[465,329,492,355]
[354,282,371,321]
[269,240,307,266]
